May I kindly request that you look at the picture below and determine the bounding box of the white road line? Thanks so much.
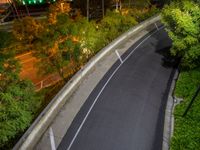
[67,26,164,150]
[49,127,56,150]
[115,50,123,64]
[154,23,159,30]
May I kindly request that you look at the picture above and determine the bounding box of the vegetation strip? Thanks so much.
[162,70,179,150]
[161,1,200,149]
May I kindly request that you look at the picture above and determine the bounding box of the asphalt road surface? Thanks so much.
[58,28,176,150]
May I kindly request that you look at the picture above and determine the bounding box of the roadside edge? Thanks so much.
[162,70,179,150]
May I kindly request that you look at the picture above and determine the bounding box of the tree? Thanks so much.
[34,13,82,81]
[0,31,40,148]
[73,0,112,16]
[162,0,200,68]
[12,16,43,54]
[48,0,72,24]
[13,16,43,45]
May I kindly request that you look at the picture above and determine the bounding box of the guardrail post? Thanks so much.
[154,23,159,30]
[41,81,44,89]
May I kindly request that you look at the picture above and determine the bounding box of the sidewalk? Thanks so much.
[35,28,151,150]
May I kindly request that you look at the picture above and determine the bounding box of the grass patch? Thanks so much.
[171,67,200,150]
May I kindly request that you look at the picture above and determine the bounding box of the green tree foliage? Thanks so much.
[13,16,43,44]
[75,18,104,54]
[162,0,200,69]
[48,0,71,24]
[34,13,82,80]
[131,0,151,8]
[100,10,138,41]
[12,16,44,54]
[0,31,40,148]
[171,67,200,150]
[0,1,160,148]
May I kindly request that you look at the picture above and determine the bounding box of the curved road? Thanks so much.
[58,28,176,150]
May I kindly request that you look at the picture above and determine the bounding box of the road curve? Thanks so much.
[58,28,176,150]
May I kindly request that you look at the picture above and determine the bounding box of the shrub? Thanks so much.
[12,16,44,54]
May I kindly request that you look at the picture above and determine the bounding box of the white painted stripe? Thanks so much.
[49,127,56,150]
[115,50,123,64]
[67,26,164,150]
[155,23,159,30]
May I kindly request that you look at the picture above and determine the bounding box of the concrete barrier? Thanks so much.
[13,15,161,150]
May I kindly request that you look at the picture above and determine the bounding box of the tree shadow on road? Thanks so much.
[156,46,180,68]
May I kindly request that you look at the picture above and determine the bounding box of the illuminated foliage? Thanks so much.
[100,10,138,40]
[125,6,159,22]
[13,16,43,44]
[48,0,71,24]
[34,13,81,80]
[162,0,200,68]
[0,31,40,149]
[11,16,44,54]
[0,0,161,148]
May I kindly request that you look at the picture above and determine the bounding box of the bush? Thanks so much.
[0,80,41,148]
[75,18,105,55]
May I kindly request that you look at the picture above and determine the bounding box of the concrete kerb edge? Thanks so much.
[13,15,161,150]
[162,70,179,150]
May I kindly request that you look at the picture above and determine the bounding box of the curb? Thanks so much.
[13,15,161,150]
[162,70,179,150]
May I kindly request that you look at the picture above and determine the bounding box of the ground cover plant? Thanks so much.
[171,68,200,150]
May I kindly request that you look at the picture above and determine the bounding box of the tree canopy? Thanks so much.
[162,0,200,69]
[0,31,40,149]
[34,13,82,80]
